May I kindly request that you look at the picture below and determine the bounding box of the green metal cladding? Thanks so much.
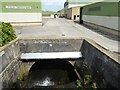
[0,0,42,13]
[82,2,119,17]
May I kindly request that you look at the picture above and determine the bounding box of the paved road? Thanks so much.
[14,18,119,52]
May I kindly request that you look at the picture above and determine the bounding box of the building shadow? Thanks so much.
[73,21,120,41]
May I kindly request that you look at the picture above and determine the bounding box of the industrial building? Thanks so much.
[0,0,42,22]
[64,0,85,20]
[65,6,80,20]
[80,1,120,36]
[58,9,65,18]
[64,0,104,20]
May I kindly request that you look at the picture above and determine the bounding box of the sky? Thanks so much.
[41,0,66,12]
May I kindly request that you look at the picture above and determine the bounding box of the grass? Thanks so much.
[42,11,60,16]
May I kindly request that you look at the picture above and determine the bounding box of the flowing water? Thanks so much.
[18,60,79,89]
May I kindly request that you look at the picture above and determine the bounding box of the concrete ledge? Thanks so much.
[1,38,119,64]
[0,38,19,52]
[0,38,119,89]
[0,38,20,72]
[42,16,51,18]
[83,21,119,39]
[19,38,119,64]
[77,39,120,88]
[21,52,82,60]
[84,38,119,64]
[11,22,43,26]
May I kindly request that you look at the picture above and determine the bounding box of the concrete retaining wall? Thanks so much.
[0,38,119,89]
[0,39,21,89]
[19,39,83,53]
[76,39,120,88]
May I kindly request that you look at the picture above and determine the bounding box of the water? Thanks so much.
[22,60,79,89]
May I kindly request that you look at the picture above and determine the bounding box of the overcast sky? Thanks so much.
[41,0,66,12]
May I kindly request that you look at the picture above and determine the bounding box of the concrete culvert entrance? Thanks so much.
[24,60,79,88]
[1,39,119,89]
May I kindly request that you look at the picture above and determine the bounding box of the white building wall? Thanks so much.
[69,4,87,8]
[83,15,119,31]
[0,13,42,22]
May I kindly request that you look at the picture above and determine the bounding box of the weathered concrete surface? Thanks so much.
[0,38,120,89]
[11,22,42,27]
[21,52,82,60]
[0,39,83,89]
[19,38,120,88]
[0,39,21,89]
[76,39,120,88]
[19,39,83,53]
[0,39,20,72]
[14,18,119,52]
[83,21,119,39]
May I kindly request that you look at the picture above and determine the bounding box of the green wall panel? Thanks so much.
[82,2,119,17]
[3,0,41,2]
[118,1,120,17]
[1,2,41,13]
[0,1,2,12]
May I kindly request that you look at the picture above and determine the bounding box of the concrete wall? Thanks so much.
[72,7,80,20]
[0,38,119,89]
[0,39,21,89]
[1,13,42,23]
[19,39,120,88]
[64,8,72,19]
[76,39,120,88]
[0,39,83,89]
[19,39,83,53]
[65,6,80,20]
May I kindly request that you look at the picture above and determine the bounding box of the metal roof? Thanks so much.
[67,0,119,3]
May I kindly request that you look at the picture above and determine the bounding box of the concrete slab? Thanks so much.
[21,52,82,60]
[14,18,119,52]
[11,22,42,27]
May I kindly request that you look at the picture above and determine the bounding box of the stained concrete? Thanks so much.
[0,38,119,89]
[76,39,120,88]
[14,18,119,53]
[0,39,21,89]
[19,39,83,53]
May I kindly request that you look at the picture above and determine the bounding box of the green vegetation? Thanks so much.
[75,61,97,89]
[11,63,29,88]
[42,11,59,16]
[76,79,82,89]
[42,11,56,14]
[0,22,16,47]
[76,78,97,89]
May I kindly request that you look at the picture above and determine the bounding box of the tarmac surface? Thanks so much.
[13,18,119,52]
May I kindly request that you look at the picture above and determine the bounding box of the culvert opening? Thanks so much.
[2,39,118,89]
[24,60,79,88]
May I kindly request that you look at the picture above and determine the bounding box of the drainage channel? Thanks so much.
[11,59,98,89]
[12,60,80,89]
[2,39,119,89]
